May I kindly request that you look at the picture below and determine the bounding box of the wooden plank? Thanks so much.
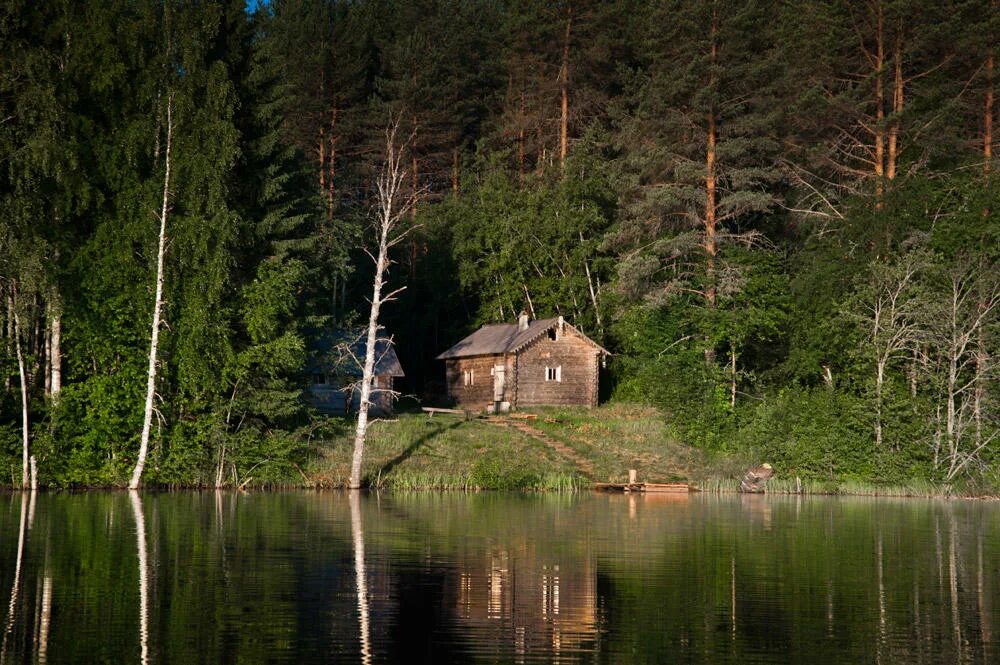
[421,407,466,415]
[642,482,696,493]
[593,482,698,493]
[509,412,537,420]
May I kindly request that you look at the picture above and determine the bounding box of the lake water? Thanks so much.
[0,491,997,664]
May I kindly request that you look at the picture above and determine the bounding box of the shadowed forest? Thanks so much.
[1,0,998,488]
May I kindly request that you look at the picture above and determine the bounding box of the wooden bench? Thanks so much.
[421,407,474,420]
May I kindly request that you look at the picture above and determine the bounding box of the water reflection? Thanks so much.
[350,491,372,665]
[0,493,997,664]
[448,536,598,660]
[0,493,28,663]
[129,491,150,665]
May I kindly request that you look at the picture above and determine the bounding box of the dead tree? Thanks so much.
[348,121,419,490]
[130,94,173,491]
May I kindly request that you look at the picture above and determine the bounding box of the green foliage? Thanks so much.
[1,0,998,490]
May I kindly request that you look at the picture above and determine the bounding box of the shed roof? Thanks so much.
[435,317,607,360]
[311,331,405,377]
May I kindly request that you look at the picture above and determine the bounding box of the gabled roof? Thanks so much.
[311,331,405,377]
[436,317,608,360]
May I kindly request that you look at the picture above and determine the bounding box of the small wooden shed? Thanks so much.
[436,313,607,412]
[307,333,404,416]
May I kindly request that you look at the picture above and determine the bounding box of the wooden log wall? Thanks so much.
[445,355,502,408]
[514,328,598,408]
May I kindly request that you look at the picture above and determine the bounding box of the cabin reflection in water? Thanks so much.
[451,544,599,659]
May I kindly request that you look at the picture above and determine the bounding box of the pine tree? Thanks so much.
[611,0,783,362]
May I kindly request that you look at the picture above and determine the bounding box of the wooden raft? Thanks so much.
[593,481,698,494]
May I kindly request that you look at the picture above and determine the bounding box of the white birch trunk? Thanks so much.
[580,233,602,329]
[43,306,51,395]
[349,256,385,489]
[49,288,61,400]
[12,288,30,489]
[130,96,173,490]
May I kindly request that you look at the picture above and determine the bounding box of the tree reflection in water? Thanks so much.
[0,493,997,663]
[0,492,29,664]
[350,491,372,665]
[129,491,150,665]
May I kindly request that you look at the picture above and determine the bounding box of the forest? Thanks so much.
[0,0,997,489]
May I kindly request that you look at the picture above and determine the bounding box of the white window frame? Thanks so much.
[545,366,562,382]
[464,369,475,386]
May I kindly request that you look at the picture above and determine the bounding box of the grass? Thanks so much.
[307,412,587,491]
[526,403,705,483]
[305,404,1000,497]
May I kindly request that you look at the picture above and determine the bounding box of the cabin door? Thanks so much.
[493,365,505,402]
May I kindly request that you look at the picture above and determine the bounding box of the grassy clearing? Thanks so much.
[526,403,705,483]
[307,413,587,491]
[305,405,999,498]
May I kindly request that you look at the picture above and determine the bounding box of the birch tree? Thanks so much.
[849,250,927,448]
[924,259,1000,480]
[130,95,173,491]
[5,282,30,489]
[349,122,419,490]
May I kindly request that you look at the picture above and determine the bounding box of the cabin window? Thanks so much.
[545,366,561,382]
[312,373,326,385]
[548,328,557,341]
[464,369,475,386]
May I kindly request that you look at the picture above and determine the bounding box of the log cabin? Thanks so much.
[436,312,608,412]
[307,333,404,415]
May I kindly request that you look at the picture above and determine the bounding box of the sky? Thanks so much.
[245,0,269,14]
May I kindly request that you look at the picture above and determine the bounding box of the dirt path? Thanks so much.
[485,417,595,479]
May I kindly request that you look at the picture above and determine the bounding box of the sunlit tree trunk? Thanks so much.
[987,1,996,172]
[887,26,903,183]
[703,7,719,365]
[43,310,51,395]
[559,5,572,173]
[11,285,30,489]
[49,290,60,400]
[705,40,718,310]
[874,2,886,209]
[130,95,173,490]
